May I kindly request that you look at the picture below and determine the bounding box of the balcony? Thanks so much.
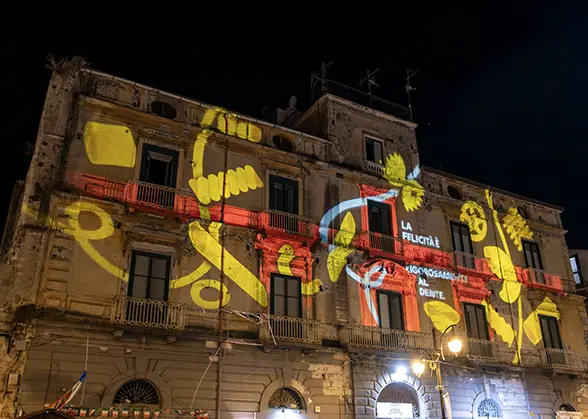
[453,251,493,276]
[260,315,323,347]
[258,209,316,238]
[540,348,587,372]
[111,295,186,331]
[362,160,385,176]
[465,338,517,365]
[362,231,403,257]
[343,325,434,353]
[523,267,563,291]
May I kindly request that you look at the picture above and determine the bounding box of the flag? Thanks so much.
[46,371,87,410]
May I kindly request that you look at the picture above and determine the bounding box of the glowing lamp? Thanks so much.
[447,337,463,356]
[411,360,426,378]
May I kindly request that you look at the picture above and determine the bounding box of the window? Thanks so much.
[368,200,392,235]
[150,101,177,119]
[377,290,403,330]
[571,255,583,285]
[522,240,543,270]
[365,136,384,164]
[269,175,298,214]
[539,315,562,349]
[272,135,294,152]
[451,222,473,254]
[447,185,462,200]
[268,387,305,410]
[477,399,502,418]
[140,144,178,188]
[271,274,301,318]
[451,222,475,269]
[129,251,171,301]
[114,379,160,406]
[464,303,489,340]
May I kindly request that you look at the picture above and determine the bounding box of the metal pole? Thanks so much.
[435,363,447,419]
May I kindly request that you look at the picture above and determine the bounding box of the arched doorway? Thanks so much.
[558,404,576,412]
[376,382,420,418]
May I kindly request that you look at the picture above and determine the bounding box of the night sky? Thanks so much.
[3,6,587,247]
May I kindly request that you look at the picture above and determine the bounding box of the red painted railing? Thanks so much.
[519,267,563,292]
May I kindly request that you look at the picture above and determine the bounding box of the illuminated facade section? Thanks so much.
[0,60,587,418]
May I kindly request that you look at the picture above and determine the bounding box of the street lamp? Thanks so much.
[411,324,462,419]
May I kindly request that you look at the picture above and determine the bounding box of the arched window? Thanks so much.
[478,399,502,418]
[272,135,294,152]
[377,382,420,418]
[268,387,304,410]
[558,404,576,412]
[114,379,160,406]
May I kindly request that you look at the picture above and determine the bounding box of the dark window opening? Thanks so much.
[365,137,384,164]
[518,206,529,219]
[368,200,391,235]
[270,274,301,318]
[571,255,583,285]
[128,251,170,301]
[540,315,563,349]
[464,303,489,340]
[139,144,178,208]
[272,135,294,152]
[447,185,462,200]
[269,175,298,214]
[451,222,475,269]
[522,240,544,270]
[150,101,177,119]
[377,290,403,330]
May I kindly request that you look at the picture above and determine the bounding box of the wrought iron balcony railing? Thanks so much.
[453,251,477,270]
[362,160,385,176]
[465,338,517,365]
[362,231,402,257]
[259,209,315,238]
[111,295,186,331]
[343,324,434,352]
[260,315,323,346]
[524,267,563,291]
[540,348,587,372]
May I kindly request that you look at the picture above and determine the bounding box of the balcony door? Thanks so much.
[464,303,491,357]
[540,315,564,366]
[270,274,302,339]
[523,240,545,284]
[139,144,178,208]
[377,290,403,330]
[127,251,171,325]
[451,222,475,269]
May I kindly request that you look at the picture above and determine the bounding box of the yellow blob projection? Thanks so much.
[503,207,533,251]
[188,221,268,307]
[523,297,560,345]
[482,300,515,346]
[190,108,264,205]
[484,246,520,303]
[83,122,136,167]
[327,213,356,283]
[383,153,424,212]
[277,245,295,276]
[189,166,263,205]
[190,279,231,310]
[459,201,487,242]
[302,279,323,295]
[423,300,460,332]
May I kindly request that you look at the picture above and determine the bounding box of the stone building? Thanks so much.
[0,58,586,419]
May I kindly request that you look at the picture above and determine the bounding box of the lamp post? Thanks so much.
[411,324,462,419]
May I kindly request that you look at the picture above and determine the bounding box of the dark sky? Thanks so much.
[3,6,588,247]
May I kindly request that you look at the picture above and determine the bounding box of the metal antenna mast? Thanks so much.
[310,61,333,100]
[359,68,380,95]
[406,69,420,121]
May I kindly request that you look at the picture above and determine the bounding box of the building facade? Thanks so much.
[0,58,586,419]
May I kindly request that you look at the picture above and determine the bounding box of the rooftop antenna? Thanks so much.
[359,68,380,95]
[405,68,420,121]
[310,61,334,100]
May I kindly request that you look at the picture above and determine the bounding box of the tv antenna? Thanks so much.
[359,68,380,95]
[310,61,334,97]
[405,69,420,121]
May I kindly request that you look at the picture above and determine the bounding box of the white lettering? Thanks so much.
[401,221,412,231]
